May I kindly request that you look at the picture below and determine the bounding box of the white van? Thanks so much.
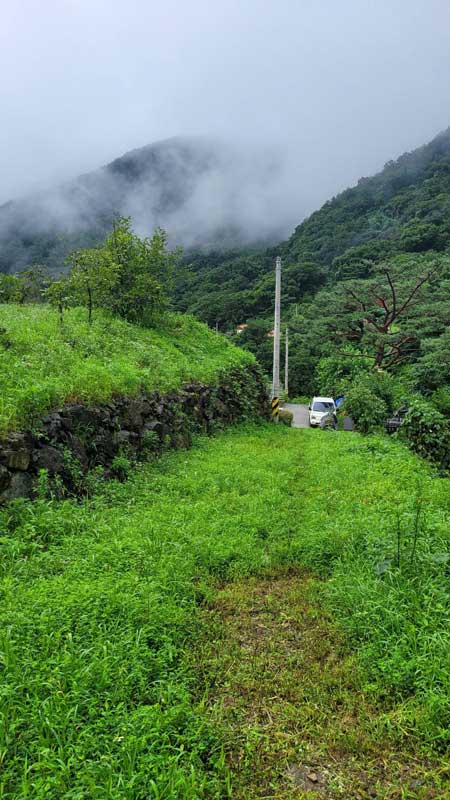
[309,396,336,427]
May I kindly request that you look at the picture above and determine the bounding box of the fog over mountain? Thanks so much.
[2,1,450,272]
[0,136,308,272]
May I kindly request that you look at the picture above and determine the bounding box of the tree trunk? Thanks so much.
[375,342,385,368]
[87,286,92,325]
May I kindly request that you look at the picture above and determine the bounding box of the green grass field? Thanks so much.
[0,305,253,435]
[1,426,449,798]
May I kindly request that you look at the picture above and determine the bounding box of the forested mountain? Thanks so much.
[3,125,450,403]
[0,137,295,273]
[172,126,450,403]
[174,126,450,325]
[286,126,450,271]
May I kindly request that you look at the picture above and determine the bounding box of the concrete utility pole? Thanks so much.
[284,327,289,396]
[272,256,281,398]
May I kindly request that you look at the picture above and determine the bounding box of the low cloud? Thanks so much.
[0,137,308,271]
[1,0,450,267]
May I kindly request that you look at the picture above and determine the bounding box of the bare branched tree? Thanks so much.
[334,263,440,370]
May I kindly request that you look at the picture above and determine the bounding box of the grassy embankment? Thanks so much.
[1,426,449,798]
[0,304,254,435]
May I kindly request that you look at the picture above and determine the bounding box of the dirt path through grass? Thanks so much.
[2,426,450,797]
[195,573,448,799]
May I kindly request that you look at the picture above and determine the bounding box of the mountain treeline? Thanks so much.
[2,126,450,449]
[171,128,450,431]
[175,126,450,324]
[0,137,292,273]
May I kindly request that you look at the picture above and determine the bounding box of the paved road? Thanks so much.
[282,403,310,429]
[282,403,355,431]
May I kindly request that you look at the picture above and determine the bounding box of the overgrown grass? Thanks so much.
[0,426,449,797]
[292,432,450,749]
[0,304,253,434]
[196,577,448,798]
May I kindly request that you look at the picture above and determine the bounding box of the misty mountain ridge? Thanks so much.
[174,125,450,324]
[3,125,450,282]
[283,124,450,273]
[0,136,300,273]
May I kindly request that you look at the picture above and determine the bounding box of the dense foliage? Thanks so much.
[0,216,177,327]
[401,398,450,470]
[2,126,450,443]
[342,382,387,434]
[0,426,449,798]
[62,218,178,325]
[0,304,253,435]
[285,127,450,274]
[3,127,450,405]
[171,127,450,406]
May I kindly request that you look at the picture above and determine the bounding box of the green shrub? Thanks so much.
[344,384,387,433]
[431,387,450,419]
[359,370,406,415]
[110,454,132,481]
[402,398,450,469]
[314,352,371,397]
[278,409,293,427]
[141,429,160,453]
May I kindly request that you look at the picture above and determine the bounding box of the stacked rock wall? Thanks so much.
[0,364,269,503]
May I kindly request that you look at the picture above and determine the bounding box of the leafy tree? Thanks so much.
[231,318,274,377]
[333,261,442,370]
[60,218,178,326]
[0,266,51,304]
[45,278,71,324]
[0,274,25,303]
[412,328,450,393]
[282,261,326,302]
[399,221,443,253]
[103,217,178,325]
[315,351,371,397]
[66,248,119,324]
[19,265,51,302]
[344,382,387,434]
[332,241,394,280]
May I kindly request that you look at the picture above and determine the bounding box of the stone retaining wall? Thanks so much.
[0,363,269,503]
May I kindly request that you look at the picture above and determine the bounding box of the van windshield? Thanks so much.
[312,401,334,412]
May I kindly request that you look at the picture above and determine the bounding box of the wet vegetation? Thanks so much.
[0,305,252,435]
[1,128,450,799]
[1,426,449,797]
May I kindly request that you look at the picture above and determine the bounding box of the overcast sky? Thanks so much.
[2,0,450,214]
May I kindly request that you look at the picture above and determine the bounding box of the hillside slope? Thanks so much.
[284,125,450,276]
[0,305,254,434]
[175,126,450,325]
